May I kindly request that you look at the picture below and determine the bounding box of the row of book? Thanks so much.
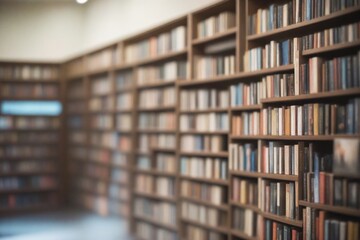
[303,207,360,240]
[233,207,258,237]
[248,1,296,35]
[230,81,264,106]
[304,174,360,209]
[138,133,175,152]
[116,71,133,90]
[232,178,258,206]
[0,161,56,174]
[89,132,126,149]
[301,53,360,94]
[0,146,56,158]
[137,156,151,170]
[0,193,57,209]
[156,153,176,173]
[89,96,114,112]
[68,100,86,113]
[66,59,83,78]
[135,174,175,197]
[87,148,111,164]
[116,92,134,111]
[116,114,132,131]
[231,111,261,136]
[195,54,235,79]
[197,11,235,39]
[74,177,107,195]
[302,22,360,51]
[69,146,87,160]
[67,81,84,99]
[91,76,111,96]
[245,39,294,72]
[262,99,360,136]
[110,168,128,184]
[0,64,59,80]
[248,0,359,35]
[134,197,177,226]
[181,180,226,206]
[138,87,176,109]
[180,135,227,153]
[138,113,176,130]
[108,199,129,217]
[0,84,59,98]
[261,73,295,99]
[261,142,301,176]
[67,116,84,129]
[259,180,299,220]
[137,60,187,85]
[90,114,113,129]
[136,221,177,240]
[181,201,227,227]
[229,143,257,172]
[0,176,57,189]
[180,88,229,111]
[0,132,58,143]
[125,25,186,63]
[86,48,119,72]
[262,219,302,240]
[108,183,129,201]
[111,152,129,167]
[0,117,60,129]
[70,162,109,180]
[73,193,108,216]
[180,157,227,180]
[179,113,228,132]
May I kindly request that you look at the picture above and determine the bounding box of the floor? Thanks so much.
[0,208,132,240]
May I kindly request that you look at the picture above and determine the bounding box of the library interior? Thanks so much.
[0,0,359,239]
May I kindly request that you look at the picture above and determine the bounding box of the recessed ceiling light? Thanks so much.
[76,0,88,4]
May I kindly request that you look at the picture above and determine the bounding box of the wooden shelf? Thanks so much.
[0,96,60,101]
[180,130,228,135]
[181,196,228,211]
[230,134,360,141]
[247,6,360,41]
[86,67,110,77]
[261,212,303,228]
[137,81,175,89]
[134,168,177,178]
[230,201,260,213]
[0,204,59,213]
[302,40,360,56]
[192,27,237,45]
[229,170,298,181]
[0,171,57,177]
[180,218,228,234]
[230,104,262,111]
[180,175,228,186]
[134,191,177,203]
[179,151,228,158]
[137,129,176,134]
[0,79,59,83]
[134,215,178,232]
[0,186,58,194]
[137,106,176,112]
[179,107,228,114]
[261,88,360,104]
[299,200,360,217]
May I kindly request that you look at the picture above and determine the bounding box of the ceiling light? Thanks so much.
[76,0,88,4]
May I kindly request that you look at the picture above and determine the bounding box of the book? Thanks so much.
[333,138,360,176]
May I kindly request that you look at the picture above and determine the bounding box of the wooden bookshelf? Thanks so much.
[59,0,360,239]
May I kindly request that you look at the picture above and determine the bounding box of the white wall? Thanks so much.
[0,0,85,62]
[0,0,219,62]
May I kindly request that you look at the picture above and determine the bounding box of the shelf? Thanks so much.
[180,196,228,211]
[302,40,360,56]
[134,168,177,178]
[137,129,176,134]
[299,200,360,217]
[134,191,177,203]
[0,141,58,146]
[229,170,298,181]
[0,204,59,213]
[230,104,262,111]
[0,186,58,194]
[0,79,59,83]
[192,27,237,45]
[150,147,176,153]
[230,201,260,213]
[180,130,228,135]
[137,81,176,89]
[261,88,360,104]
[180,218,228,234]
[178,65,294,87]
[0,156,58,161]
[0,96,60,101]
[115,87,133,94]
[179,151,228,158]
[180,175,228,186]
[0,171,57,177]
[261,212,303,228]
[230,134,360,141]
[86,67,110,76]
[137,106,176,112]
[247,6,360,41]
[179,107,228,114]
[130,49,187,66]
[133,215,178,232]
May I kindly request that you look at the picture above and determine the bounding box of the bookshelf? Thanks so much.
[0,62,62,213]
[0,0,356,239]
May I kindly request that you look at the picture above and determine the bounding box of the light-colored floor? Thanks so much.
[0,208,132,240]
